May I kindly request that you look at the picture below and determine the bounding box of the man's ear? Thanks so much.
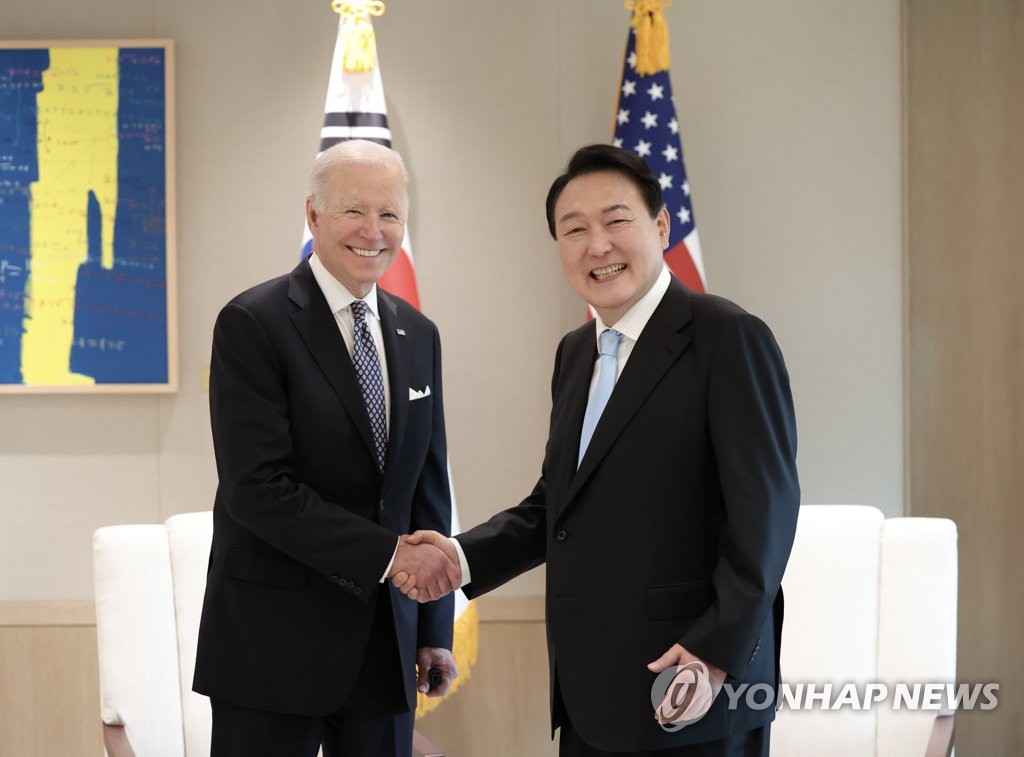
[657,206,671,250]
[305,196,318,229]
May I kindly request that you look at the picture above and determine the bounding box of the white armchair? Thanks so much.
[772,505,957,757]
[93,511,444,757]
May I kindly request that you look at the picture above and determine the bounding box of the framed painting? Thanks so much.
[0,40,176,393]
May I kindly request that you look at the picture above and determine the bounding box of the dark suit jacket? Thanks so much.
[457,277,799,752]
[193,259,453,716]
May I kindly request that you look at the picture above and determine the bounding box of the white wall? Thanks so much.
[0,0,902,600]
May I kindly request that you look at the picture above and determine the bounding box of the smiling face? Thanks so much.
[306,145,407,298]
[553,170,670,325]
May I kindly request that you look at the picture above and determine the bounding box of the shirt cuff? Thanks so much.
[379,537,400,583]
[450,536,471,585]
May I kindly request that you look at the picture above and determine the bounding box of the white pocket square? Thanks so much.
[409,386,431,401]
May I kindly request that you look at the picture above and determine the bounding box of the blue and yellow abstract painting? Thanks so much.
[0,43,174,391]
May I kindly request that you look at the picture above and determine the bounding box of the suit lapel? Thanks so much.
[378,290,410,478]
[287,261,378,466]
[548,328,598,503]
[564,279,693,508]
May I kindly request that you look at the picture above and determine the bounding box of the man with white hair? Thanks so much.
[194,140,459,757]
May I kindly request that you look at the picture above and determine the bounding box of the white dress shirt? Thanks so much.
[588,264,671,389]
[308,253,392,424]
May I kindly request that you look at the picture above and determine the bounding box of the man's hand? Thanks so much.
[416,646,459,697]
[387,535,460,602]
[391,530,461,602]
[647,644,726,728]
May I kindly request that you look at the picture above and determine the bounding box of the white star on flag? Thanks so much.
[641,111,658,129]
[677,206,691,225]
[682,180,690,196]
[627,51,637,69]
[659,173,673,190]
[668,117,679,135]
[622,80,637,97]
[647,83,665,100]
[617,108,631,125]
[634,139,652,157]
[662,144,679,162]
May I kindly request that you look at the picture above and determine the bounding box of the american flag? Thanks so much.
[300,13,420,308]
[613,28,706,292]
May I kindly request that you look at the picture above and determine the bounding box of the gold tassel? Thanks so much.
[625,0,672,76]
[331,0,387,73]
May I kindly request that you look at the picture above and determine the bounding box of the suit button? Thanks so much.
[330,575,340,583]
[556,529,567,542]
[354,587,362,595]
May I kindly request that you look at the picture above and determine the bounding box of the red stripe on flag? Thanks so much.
[664,242,705,293]
[379,248,421,310]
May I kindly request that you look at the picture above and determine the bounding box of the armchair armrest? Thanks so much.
[924,713,955,757]
[102,723,136,757]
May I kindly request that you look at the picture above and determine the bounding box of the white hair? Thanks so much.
[308,139,408,213]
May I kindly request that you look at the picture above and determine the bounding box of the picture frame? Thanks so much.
[0,39,177,393]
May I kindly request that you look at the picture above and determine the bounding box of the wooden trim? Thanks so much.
[0,38,173,48]
[163,39,179,393]
[0,601,96,627]
[0,596,545,627]
[474,595,545,623]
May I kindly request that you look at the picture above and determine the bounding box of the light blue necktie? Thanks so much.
[578,328,623,468]
[351,300,388,471]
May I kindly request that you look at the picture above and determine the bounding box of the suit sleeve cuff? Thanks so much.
[379,537,400,583]
[450,537,472,585]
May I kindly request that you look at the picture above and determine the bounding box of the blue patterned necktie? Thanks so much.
[578,328,623,468]
[350,300,387,471]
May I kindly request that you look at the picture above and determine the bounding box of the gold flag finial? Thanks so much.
[332,0,387,73]
[625,0,672,75]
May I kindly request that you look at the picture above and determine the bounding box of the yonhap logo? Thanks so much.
[650,661,714,732]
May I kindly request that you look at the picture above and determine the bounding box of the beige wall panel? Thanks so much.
[373,1,564,597]
[0,624,102,756]
[0,602,550,757]
[3,1,903,603]
[150,0,336,526]
[673,1,904,513]
[0,397,161,599]
[557,0,905,513]
[416,619,556,757]
[905,0,1024,753]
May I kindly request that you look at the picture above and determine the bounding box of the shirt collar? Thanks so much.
[594,265,670,344]
[309,253,381,320]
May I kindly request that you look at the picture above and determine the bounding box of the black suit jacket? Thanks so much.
[193,259,453,716]
[457,277,799,751]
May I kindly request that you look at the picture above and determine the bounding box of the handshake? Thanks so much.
[387,530,462,603]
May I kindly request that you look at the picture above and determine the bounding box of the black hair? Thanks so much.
[545,144,664,239]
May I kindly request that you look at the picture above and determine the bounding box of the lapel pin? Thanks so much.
[396,328,406,336]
